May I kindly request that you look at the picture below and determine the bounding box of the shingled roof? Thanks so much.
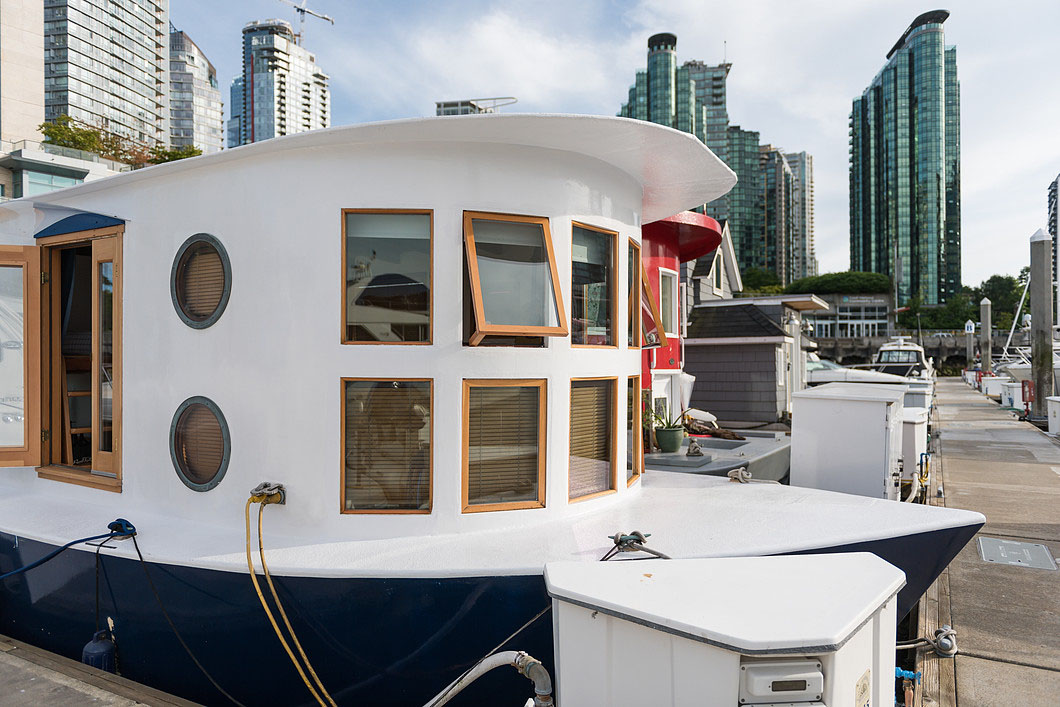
[686,303,789,339]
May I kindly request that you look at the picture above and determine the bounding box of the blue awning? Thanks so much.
[34,211,124,239]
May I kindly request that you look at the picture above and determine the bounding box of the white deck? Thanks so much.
[0,467,984,579]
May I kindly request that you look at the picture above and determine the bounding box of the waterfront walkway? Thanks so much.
[0,634,195,706]
[918,378,1060,706]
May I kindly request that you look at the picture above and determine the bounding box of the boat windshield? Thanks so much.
[807,360,844,371]
[877,350,920,363]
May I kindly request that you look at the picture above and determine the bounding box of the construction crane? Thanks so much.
[278,0,335,46]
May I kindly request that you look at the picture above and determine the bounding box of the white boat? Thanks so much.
[869,336,935,378]
[807,355,916,385]
[0,115,982,706]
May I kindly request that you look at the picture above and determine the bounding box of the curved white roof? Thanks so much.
[25,114,737,224]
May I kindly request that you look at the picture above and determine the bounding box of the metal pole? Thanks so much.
[966,331,974,367]
[1030,229,1053,418]
[980,297,992,372]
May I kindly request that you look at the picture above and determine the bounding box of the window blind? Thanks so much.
[174,403,224,485]
[570,379,614,499]
[177,243,225,320]
[466,384,541,506]
[344,380,431,511]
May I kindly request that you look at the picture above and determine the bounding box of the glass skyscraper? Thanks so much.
[43,0,169,146]
[619,34,815,285]
[169,26,223,154]
[228,19,330,147]
[760,145,793,282]
[850,10,961,306]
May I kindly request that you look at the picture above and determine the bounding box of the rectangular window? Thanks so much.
[463,212,567,346]
[0,248,41,467]
[659,269,677,336]
[626,376,642,485]
[627,240,641,348]
[38,228,122,490]
[712,252,723,292]
[342,210,432,344]
[569,378,616,501]
[342,379,431,513]
[571,223,615,346]
[641,270,667,348]
[463,380,546,512]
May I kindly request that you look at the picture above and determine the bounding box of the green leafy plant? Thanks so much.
[648,407,687,430]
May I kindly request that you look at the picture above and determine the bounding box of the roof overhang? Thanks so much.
[0,150,92,179]
[0,201,125,240]
[643,211,723,263]
[696,294,829,311]
[685,336,793,346]
[19,114,738,224]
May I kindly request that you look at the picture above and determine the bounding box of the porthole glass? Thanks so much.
[170,396,230,491]
[171,233,231,328]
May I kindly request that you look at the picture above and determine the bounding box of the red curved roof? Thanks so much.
[643,211,723,263]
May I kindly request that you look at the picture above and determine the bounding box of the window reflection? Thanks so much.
[344,212,431,343]
[572,224,614,346]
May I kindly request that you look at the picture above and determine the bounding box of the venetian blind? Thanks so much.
[174,404,224,485]
[569,380,613,499]
[344,381,431,511]
[177,243,225,320]
[466,385,541,506]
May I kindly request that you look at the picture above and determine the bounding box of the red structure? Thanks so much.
[640,212,723,417]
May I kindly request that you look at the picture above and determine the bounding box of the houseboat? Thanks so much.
[0,115,982,706]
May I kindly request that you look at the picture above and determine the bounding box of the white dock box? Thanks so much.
[791,383,905,500]
[981,376,1009,398]
[1001,381,1022,409]
[546,554,904,707]
[1048,396,1060,435]
[901,407,930,482]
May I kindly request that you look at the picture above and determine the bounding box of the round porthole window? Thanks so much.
[171,233,231,328]
[170,396,231,492]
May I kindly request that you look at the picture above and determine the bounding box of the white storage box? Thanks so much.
[1001,381,1023,409]
[791,383,905,500]
[981,376,1009,397]
[901,407,930,482]
[1048,396,1060,435]
[546,554,904,707]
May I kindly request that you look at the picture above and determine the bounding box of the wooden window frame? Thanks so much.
[641,268,668,348]
[461,378,547,513]
[628,239,641,348]
[463,211,568,347]
[37,226,123,492]
[570,221,618,349]
[0,246,41,467]
[568,376,618,503]
[658,267,679,338]
[340,377,433,514]
[627,375,642,486]
[340,209,434,346]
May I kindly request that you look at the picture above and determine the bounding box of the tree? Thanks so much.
[150,144,202,164]
[39,115,101,153]
[785,271,891,295]
[38,116,202,169]
[741,267,782,292]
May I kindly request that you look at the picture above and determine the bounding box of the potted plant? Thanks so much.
[649,407,687,453]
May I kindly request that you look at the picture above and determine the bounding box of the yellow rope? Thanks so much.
[244,498,326,707]
[258,502,337,707]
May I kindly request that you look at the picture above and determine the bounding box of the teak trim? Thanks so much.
[570,221,619,349]
[657,267,679,338]
[628,239,642,349]
[568,376,619,503]
[37,229,123,491]
[463,211,568,347]
[340,209,434,346]
[339,377,433,514]
[0,246,41,466]
[627,375,643,486]
[462,378,547,513]
[641,268,668,348]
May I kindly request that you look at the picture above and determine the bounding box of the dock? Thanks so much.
[916,378,1060,705]
[0,634,196,706]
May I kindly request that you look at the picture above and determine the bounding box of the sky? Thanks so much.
[171,0,1060,287]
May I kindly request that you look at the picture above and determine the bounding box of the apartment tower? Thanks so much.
[169,25,223,154]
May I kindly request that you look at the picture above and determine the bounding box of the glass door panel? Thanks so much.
[0,246,41,467]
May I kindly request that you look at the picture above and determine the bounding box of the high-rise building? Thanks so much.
[1049,174,1059,322]
[0,0,127,200]
[169,26,223,154]
[226,78,243,149]
[849,10,960,306]
[435,97,518,116]
[760,146,793,284]
[43,0,169,146]
[785,151,818,279]
[618,34,812,285]
[229,19,330,147]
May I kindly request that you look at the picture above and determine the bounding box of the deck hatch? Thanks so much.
[976,537,1057,570]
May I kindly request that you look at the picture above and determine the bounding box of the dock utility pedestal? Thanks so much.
[545,554,904,707]
[790,383,905,500]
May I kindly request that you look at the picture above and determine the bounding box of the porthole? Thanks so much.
[171,233,231,328]
[170,396,231,492]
